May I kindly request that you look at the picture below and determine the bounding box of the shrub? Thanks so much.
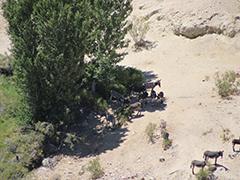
[0,161,28,180]
[145,123,157,143]
[163,138,172,150]
[5,129,45,169]
[95,97,108,112]
[0,77,18,112]
[129,16,150,49]
[63,133,79,151]
[195,169,211,180]
[94,66,145,100]
[115,106,132,127]
[87,157,104,179]
[215,71,240,98]
[0,76,32,178]
[0,77,31,126]
[0,120,59,179]
[220,128,234,143]
[114,66,145,93]
[0,128,45,179]
[0,53,12,67]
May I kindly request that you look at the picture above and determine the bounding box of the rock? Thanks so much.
[42,157,58,169]
[78,169,85,176]
[159,158,165,162]
[139,5,145,10]
[156,10,240,38]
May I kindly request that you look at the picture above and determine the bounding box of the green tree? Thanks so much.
[86,0,132,95]
[3,0,132,126]
[4,0,91,126]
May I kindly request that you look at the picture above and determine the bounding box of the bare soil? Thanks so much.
[1,0,240,179]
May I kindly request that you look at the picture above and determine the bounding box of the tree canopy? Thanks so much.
[3,0,132,126]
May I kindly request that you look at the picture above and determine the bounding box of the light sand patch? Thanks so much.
[1,0,240,179]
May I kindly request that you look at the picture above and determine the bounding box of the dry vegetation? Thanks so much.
[87,157,104,179]
[195,168,211,180]
[145,122,157,143]
[129,16,150,50]
[220,128,234,143]
[215,71,240,98]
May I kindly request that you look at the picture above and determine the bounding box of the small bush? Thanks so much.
[195,169,211,180]
[159,120,172,150]
[95,97,108,112]
[145,123,157,143]
[215,71,240,98]
[0,53,12,67]
[93,66,145,102]
[220,128,234,143]
[63,133,79,151]
[0,128,45,179]
[87,157,104,179]
[116,114,130,127]
[0,76,31,125]
[129,16,150,49]
[0,161,28,180]
[114,106,133,127]
[163,138,172,150]
[6,129,45,169]
[113,66,145,94]
[0,76,34,179]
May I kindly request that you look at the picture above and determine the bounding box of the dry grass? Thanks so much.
[145,122,157,143]
[220,128,234,143]
[87,157,104,179]
[195,168,211,180]
[215,71,240,98]
[129,16,150,49]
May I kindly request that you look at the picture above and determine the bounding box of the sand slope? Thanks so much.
[1,0,240,179]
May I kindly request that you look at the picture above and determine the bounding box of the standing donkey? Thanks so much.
[203,150,224,164]
[145,80,161,89]
[131,80,161,94]
[190,160,206,174]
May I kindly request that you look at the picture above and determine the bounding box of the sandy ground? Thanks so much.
[1,0,240,179]
[0,1,10,55]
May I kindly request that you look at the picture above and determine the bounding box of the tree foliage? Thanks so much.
[3,0,132,126]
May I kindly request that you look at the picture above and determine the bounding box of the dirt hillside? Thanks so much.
[1,0,240,179]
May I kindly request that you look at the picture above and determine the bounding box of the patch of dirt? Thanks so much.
[133,0,240,38]
[0,1,10,54]
[1,0,240,179]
